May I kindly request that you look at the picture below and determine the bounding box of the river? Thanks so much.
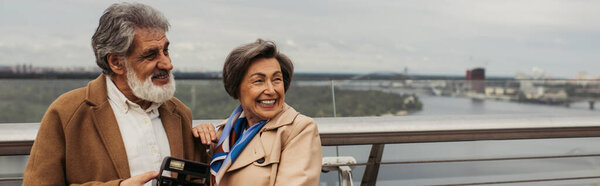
[320,95,600,186]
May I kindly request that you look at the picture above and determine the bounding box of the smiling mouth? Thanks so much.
[258,99,276,106]
[152,71,169,79]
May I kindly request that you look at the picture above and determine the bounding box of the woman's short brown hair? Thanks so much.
[222,39,294,99]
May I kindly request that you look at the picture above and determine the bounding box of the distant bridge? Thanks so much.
[566,97,600,110]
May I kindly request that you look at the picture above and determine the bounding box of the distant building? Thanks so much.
[0,65,11,73]
[466,68,485,93]
[466,68,485,80]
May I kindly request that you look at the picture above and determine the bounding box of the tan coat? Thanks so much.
[23,75,207,186]
[213,104,322,186]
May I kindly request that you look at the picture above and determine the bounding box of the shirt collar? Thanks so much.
[106,75,162,114]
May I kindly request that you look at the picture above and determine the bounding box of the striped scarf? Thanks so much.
[210,105,267,184]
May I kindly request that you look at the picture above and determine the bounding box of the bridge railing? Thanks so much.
[3,113,600,185]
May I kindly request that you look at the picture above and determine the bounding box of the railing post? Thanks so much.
[331,80,337,117]
[322,157,357,186]
[361,144,384,186]
[339,166,354,186]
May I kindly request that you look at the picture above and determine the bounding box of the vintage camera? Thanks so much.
[154,156,210,186]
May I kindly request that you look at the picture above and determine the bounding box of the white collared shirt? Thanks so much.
[106,76,171,185]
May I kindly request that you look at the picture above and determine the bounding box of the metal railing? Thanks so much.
[3,112,600,185]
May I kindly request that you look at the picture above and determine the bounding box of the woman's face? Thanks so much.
[238,57,285,124]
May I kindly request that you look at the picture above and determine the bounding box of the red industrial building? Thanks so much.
[466,68,485,93]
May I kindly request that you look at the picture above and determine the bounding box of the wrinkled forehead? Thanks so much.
[129,28,168,53]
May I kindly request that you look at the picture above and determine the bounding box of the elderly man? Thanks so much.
[23,3,206,186]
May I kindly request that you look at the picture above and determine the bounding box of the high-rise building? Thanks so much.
[466,68,485,93]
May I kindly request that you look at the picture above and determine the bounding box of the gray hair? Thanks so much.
[92,2,170,75]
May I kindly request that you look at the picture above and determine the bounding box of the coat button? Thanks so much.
[256,157,265,164]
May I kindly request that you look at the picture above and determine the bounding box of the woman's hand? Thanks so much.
[193,123,217,145]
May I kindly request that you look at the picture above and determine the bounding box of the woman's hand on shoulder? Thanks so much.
[192,123,217,145]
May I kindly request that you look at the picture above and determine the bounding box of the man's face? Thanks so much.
[125,28,172,86]
[123,28,175,103]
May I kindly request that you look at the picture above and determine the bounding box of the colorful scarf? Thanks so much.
[210,105,267,184]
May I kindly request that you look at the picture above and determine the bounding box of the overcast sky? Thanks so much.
[1,0,599,78]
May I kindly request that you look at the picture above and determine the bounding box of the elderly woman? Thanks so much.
[193,39,322,186]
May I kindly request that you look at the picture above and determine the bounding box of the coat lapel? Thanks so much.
[262,104,298,131]
[226,134,266,172]
[224,104,298,173]
[92,103,131,178]
[87,75,131,178]
[159,101,184,159]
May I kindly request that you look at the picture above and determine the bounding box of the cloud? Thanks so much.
[285,39,297,47]
[173,42,196,51]
[1,0,600,78]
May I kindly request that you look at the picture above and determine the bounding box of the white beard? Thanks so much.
[125,65,176,104]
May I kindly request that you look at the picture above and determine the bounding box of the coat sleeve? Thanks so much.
[183,105,211,164]
[22,106,124,186]
[275,116,322,186]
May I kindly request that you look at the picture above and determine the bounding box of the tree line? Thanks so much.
[0,79,422,123]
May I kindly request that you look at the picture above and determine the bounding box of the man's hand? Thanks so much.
[120,171,159,186]
[192,123,217,145]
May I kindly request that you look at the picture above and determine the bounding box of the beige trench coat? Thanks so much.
[213,104,322,186]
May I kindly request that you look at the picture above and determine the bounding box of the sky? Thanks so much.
[1,0,599,78]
